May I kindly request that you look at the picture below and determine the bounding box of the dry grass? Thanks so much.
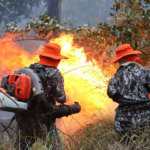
[1,115,150,150]
[63,115,150,150]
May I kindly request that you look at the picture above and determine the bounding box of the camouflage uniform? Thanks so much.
[14,63,67,150]
[107,62,150,134]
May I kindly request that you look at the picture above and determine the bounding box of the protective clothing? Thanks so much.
[36,43,68,60]
[14,43,67,150]
[110,44,141,63]
[120,55,140,63]
[14,63,66,150]
[107,62,150,134]
[38,55,60,67]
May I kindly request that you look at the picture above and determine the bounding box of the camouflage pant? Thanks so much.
[115,102,150,134]
[14,111,61,150]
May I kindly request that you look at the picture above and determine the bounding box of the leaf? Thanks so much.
[38,21,43,25]
[10,26,14,30]
[47,16,50,20]
[112,3,119,6]
[46,31,53,39]
[131,134,138,140]
[127,8,131,16]
[83,24,89,27]
[128,28,132,32]
[48,19,54,26]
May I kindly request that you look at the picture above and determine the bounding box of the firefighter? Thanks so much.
[14,43,68,150]
[107,44,150,135]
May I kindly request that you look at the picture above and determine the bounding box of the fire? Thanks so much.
[50,34,117,132]
[0,33,117,133]
[0,37,39,77]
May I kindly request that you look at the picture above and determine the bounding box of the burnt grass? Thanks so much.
[1,115,150,150]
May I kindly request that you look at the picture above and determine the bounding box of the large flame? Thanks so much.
[0,37,39,76]
[51,34,117,132]
[0,34,117,133]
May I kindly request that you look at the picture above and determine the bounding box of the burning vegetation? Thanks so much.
[0,33,117,133]
[1,0,150,149]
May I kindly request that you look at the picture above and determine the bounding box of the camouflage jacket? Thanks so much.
[31,63,67,104]
[107,62,150,134]
[15,63,67,130]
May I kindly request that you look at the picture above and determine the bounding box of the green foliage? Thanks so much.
[74,0,150,66]
[5,14,64,39]
[103,0,150,66]
[4,0,150,66]
[0,0,40,25]
[5,14,90,41]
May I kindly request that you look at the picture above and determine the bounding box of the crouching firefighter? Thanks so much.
[0,43,81,150]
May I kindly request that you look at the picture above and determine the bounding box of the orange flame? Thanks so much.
[50,34,117,132]
[0,37,39,77]
[0,34,117,133]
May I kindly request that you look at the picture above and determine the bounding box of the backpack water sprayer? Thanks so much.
[0,67,81,118]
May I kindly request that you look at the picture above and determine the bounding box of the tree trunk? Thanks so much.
[119,0,130,13]
[119,0,131,44]
[47,0,62,23]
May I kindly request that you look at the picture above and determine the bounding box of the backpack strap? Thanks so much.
[30,64,47,89]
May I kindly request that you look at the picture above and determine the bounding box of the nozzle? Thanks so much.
[53,102,81,118]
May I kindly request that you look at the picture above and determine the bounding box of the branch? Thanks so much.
[38,3,47,17]
[0,34,49,42]
[13,38,49,42]
[9,2,34,19]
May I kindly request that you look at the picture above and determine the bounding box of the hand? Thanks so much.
[60,103,65,106]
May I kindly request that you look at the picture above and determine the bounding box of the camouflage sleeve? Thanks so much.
[145,68,150,93]
[107,76,117,99]
[51,71,67,104]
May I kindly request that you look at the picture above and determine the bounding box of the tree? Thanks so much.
[47,0,62,23]
[0,0,40,26]
[119,0,130,13]
[0,0,62,29]
[4,0,150,67]
[119,0,131,44]
[73,0,150,67]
